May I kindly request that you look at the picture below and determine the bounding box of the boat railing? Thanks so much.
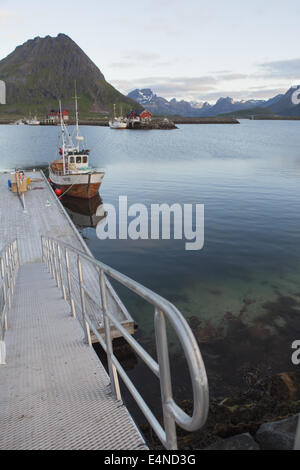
[41,235,209,450]
[50,169,71,177]
[50,168,95,177]
[0,239,20,364]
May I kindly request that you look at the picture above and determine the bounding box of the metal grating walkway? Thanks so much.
[0,263,146,450]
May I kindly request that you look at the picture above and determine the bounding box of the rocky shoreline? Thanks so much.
[173,117,240,124]
[0,117,240,127]
[140,371,300,450]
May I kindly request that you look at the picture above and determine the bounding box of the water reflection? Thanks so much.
[61,194,106,228]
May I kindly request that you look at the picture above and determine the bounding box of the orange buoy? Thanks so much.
[55,188,63,197]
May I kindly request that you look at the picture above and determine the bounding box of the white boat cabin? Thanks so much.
[66,152,90,173]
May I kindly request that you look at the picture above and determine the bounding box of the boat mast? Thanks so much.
[59,100,66,176]
[75,82,80,151]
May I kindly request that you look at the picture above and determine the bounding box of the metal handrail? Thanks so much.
[41,235,209,450]
[0,239,20,364]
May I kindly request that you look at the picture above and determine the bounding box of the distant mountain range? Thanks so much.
[0,34,138,116]
[128,87,300,118]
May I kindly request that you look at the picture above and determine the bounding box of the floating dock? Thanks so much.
[0,170,145,450]
[0,171,134,341]
[0,169,209,451]
[0,263,145,450]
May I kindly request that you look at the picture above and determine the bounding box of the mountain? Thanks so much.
[198,97,268,116]
[0,34,138,116]
[128,88,201,116]
[267,86,300,116]
[220,87,300,118]
[128,88,288,117]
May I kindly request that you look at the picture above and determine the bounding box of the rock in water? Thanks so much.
[256,414,299,450]
[205,433,260,450]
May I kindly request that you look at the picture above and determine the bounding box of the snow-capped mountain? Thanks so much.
[127,87,299,117]
[127,88,206,116]
[127,89,157,105]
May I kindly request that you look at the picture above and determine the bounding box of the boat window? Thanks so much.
[76,157,82,164]
[83,157,88,164]
[69,156,75,163]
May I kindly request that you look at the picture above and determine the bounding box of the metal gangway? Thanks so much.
[0,236,209,450]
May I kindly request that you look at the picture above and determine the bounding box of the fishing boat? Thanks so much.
[26,115,40,126]
[109,104,128,129]
[49,93,105,199]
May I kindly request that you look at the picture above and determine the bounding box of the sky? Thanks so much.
[0,0,300,103]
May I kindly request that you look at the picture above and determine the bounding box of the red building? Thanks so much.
[46,109,69,122]
[140,110,152,121]
[127,109,152,122]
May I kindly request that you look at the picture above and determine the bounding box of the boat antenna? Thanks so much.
[74,81,84,151]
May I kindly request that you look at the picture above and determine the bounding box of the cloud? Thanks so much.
[111,72,251,100]
[112,71,290,103]
[0,9,24,26]
[123,51,161,62]
[109,50,174,69]
[197,87,287,101]
[258,58,300,79]
[112,75,217,98]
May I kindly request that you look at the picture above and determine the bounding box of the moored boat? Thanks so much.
[49,93,105,199]
[109,104,128,129]
[26,116,40,125]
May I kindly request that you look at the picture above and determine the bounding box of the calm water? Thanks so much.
[1,121,300,423]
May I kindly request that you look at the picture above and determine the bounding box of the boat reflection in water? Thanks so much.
[61,194,106,228]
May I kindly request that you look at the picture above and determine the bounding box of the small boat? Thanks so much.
[49,93,105,200]
[109,104,128,129]
[26,116,40,126]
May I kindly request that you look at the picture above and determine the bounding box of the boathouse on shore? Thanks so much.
[127,109,152,123]
[45,109,69,123]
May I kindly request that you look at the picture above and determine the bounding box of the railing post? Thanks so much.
[57,245,66,300]
[41,236,45,264]
[53,242,60,288]
[295,415,300,450]
[155,308,177,450]
[0,337,5,365]
[49,240,54,275]
[13,241,18,270]
[77,256,92,346]
[0,257,8,332]
[65,248,76,318]
[5,250,11,291]
[49,241,55,278]
[44,239,49,269]
[99,268,121,401]
[1,257,7,307]
[5,251,12,311]
[17,240,21,268]
[9,245,15,295]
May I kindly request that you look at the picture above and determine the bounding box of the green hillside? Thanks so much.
[0,34,140,119]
